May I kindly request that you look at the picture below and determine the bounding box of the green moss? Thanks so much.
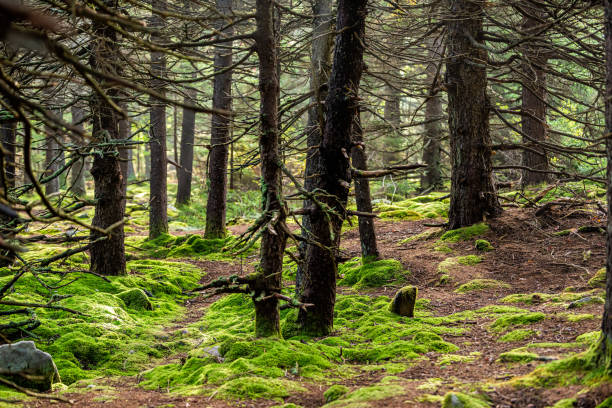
[440,223,489,243]
[455,279,509,293]
[551,398,577,408]
[554,229,571,237]
[499,350,539,363]
[389,286,417,317]
[375,193,449,221]
[563,313,596,323]
[117,288,152,311]
[379,209,423,220]
[434,244,453,253]
[324,381,404,407]
[442,392,490,408]
[456,255,483,265]
[400,228,444,244]
[576,331,601,345]
[217,377,306,400]
[498,329,538,342]
[588,268,606,288]
[596,397,612,408]
[489,312,546,333]
[324,385,350,403]
[437,352,480,366]
[475,239,494,251]
[338,258,409,289]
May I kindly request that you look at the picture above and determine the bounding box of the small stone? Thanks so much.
[0,341,60,391]
[389,285,418,317]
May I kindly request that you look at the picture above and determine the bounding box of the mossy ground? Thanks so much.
[4,183,611,407]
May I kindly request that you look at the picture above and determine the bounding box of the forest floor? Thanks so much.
[8,189,612,408]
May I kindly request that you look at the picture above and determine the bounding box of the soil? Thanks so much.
[23,207,611,408]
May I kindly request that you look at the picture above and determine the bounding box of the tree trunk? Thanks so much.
[296,0,334,297]
[421,36,444,190]
[69,105,87,197]
[44,108,61,195]
[118,102,130,212]
[520,9,549,187]
[205,0,234,238]
[0,120,16,192]
[252,0,287,337]
[298,0,368,336]
[445,0,501,229]
[351,113,379,260]
[88,0,126,276]
[176,86,196,205]
[596,0,612,371]
[382,82,401,165]
[148,0,168,239]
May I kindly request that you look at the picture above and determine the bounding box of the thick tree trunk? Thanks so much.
[253,0,287,338]
[298,0,368,336]
[69,106,87,197]
[1,120,16,191]
[296,0,334,296]
[88,1,126,276]
[445,0,501,229]
[148,0,168,239]
[421,36,443,190]
[176,87,196,205]
[205,0,234,238]
[520,10,549,187]
[597,0,612,371]
[352,113,379,260]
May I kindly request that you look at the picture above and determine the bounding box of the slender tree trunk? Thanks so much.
[44,107,61,195]
[176,87,196,205]
[118,102,130,212]
[296,0,333,296]
[298,0,368,335]
[1,120,16,191]
[351,113,379,260]
[252,0,287,337]
[88,0,126,276]
[520,8,549,187]
[205,0,234,238]
[69,106,87,196]
[382,82,401,165]
[445,0,501,229]
[597,0,612,371]
[421,36,443,190]
[148,0,168,239]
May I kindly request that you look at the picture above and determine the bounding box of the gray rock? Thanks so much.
[389,285,418,317]
[0,341,60,391]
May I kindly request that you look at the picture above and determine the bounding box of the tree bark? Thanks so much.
[44,107,61,195]
[253,0,287,338]
[88,0,126,276]
[69,105,87,197]
[296,0,334,297]
[205,0,234,238]
[298,0,368,336]
[176,86,196,205]
[597,0,612,371]
[148,0,168,239]
[382,82,401,165]
[445,0,501,229]
[351,113,379,260]
[520,8,549,187]
[421,35,444,190]
[0,120,16,191]
[118,102,130,212]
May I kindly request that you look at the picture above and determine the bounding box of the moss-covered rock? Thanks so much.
[389,286,417,317]
[324,385,349,403]
[117,288,152,311]
[338,258,408,289]
[588,267,606,288]
[475,239,493,251]
[440,223,489,243]
[442,392,490,408]
[455,279,510,293]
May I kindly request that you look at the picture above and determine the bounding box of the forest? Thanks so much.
[0,0,611,406]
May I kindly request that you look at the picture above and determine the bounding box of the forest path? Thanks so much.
[24,208,608,407]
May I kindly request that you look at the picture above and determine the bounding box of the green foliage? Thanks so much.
[338,257,409,289]
[117,288,153,311]
[489,312,546,333]
[498,329,538,342]
[374,192,449,221]
[475,240,494,251]
[324,385,350,403]
[136,233,255,260]
[323,377,405,407]
[455,279,510,293]
[498,350,539,363]
[440,223,489,243]
[442,392,490,408]
[588,268,606,288]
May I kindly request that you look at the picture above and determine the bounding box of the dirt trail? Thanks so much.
[25,208,608,407]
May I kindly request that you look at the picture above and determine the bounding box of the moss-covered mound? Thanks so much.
[442,391,490,408]
[455,279,510,293]
[136,233,255,260]
[588,268,606,288]
[374,192,449,220]
[0,259,203,385]
[440,223,489,243]
[338,258,409,289]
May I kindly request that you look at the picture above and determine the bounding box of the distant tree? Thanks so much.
[176,85,196,206]
[0,118,16,190]
[69,105,87,197]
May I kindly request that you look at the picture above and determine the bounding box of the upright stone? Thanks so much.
[0,341,60,391]
[389,286,417,317]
